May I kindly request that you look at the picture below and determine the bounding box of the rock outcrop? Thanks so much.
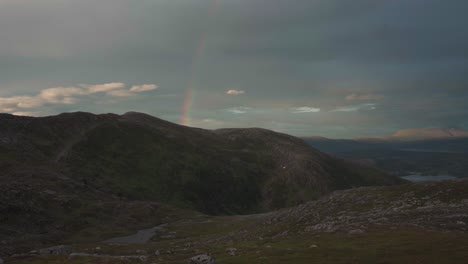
[265,179,468,234]
[189,254,215,264]
[30,245,72,256]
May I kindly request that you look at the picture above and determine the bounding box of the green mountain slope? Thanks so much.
[0,112,404,216]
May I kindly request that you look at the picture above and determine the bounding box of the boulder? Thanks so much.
[188,254,215,264]
[30,245,73,256]
[135,249,147,254]
[226,247,237,256]
[348,229,366,235]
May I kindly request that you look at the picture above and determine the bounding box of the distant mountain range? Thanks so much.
[356,128,468,141]
[303,129,468,177]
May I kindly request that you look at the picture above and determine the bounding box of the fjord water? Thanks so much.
[401,175,457,182]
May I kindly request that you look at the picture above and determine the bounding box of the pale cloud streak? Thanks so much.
[290,107,321,114]
[12,111,41,117]
[332,103,377,112]
[227,106,251,114]
[39,87,85,104]
[0,96,42,112]
[226,89,246,95]
[84,83,125,93]
[130,84,159,92]
[106,89,135,97]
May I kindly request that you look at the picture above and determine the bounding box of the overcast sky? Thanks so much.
[0,0,467,138]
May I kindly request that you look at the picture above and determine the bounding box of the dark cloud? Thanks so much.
[0,0,466,137]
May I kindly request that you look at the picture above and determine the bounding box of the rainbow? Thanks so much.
[180,0,220,126]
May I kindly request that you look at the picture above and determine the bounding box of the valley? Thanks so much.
[1,112,467,263]
[5,179,468,264]
[2,1,467,262]
[303,137,468,179]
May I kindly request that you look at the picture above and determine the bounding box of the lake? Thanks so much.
[400,175,457,182]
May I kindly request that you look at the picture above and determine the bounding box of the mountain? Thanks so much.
[0,111,402,210]
[2,112,467,263]
[0,112,402,211]
[0,111,405,256]
[303,133,468,177]
[304,127,468,153]
[384,128,468,141]
[352,128,468,141]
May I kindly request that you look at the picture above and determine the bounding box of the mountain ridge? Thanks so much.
[303,133,468,178]
[3,112,468,263]
[0,111,403,212]
[352,128,468,141]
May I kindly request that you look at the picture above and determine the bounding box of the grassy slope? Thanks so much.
[10,228,468,264]
[6,180,468,264]
[63,121,270,214]
[0,112,409,259]
[1,112,404,216]
[0,170,194,255]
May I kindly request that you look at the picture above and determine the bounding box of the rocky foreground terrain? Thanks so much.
[2,179,468,263]
[265,179,468,234]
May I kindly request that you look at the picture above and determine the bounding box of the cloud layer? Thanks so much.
[0,0,467,137]
[0,82,158,113]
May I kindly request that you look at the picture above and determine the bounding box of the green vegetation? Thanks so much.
[7,225,468,264]
[0,112,403,216]
[65,122,270,214]
[3,166,468,263]
[0,112,425,263]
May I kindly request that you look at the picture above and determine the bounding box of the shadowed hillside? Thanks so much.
[0,112,403,216]
[0,112,405,256]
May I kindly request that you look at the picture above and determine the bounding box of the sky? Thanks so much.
[0,0,467,138]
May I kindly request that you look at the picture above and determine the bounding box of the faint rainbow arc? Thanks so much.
[180,0,220,126]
